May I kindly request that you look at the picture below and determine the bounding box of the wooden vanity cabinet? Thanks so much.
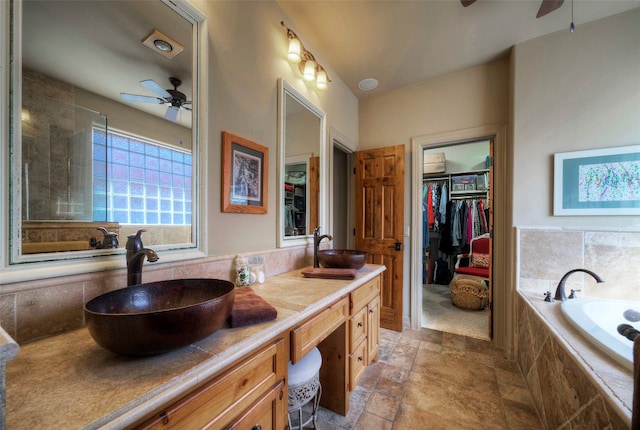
[132,336,287,430]
[349,276,381,389]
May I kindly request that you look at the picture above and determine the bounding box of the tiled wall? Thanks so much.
[516,294,629,429]
[0,246,312,344]
[518,229,640,301]
[516,228,640,429]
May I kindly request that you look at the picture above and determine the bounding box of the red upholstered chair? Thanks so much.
[454,233,491,282]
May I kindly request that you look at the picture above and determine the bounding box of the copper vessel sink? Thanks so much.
[84,279,235,356]
[317,249,367,270]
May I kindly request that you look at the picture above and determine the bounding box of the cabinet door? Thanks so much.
[367,295,380,363]
[224,380,286,430]
[133,338,286,429]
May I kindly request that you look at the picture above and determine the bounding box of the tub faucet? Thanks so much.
[126,229,159,286]
[313,226,333,268]
[554,268,604,301]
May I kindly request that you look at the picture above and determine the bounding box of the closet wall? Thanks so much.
[423,140,491,284]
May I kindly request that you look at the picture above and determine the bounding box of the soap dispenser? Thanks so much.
[235,255,251,286]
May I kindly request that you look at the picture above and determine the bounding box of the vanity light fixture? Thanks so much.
[142,28,184,59]
[281,21,331,90]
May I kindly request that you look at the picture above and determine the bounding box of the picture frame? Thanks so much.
[222,131,268,214]
[553,144,640,215]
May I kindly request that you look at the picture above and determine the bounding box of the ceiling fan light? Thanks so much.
[303,60,316,81]
[316,69,328,90]
[287,37,301,62]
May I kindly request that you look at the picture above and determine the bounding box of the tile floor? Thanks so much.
[308,328,543,429]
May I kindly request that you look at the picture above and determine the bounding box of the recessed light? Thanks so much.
[153,39,173,52]
[142,29,184,59]
[358,78,379,91]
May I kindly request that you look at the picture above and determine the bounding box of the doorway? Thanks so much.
[332,144,351,249]
[421,140,492,340]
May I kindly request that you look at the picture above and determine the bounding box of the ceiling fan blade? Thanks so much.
[140,79,172,99]
[165,106,179,122]
[120,93,165,104]
[461,0,478,7]
[536,0,564,18]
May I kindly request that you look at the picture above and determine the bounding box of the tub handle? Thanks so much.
[568,289,581,299]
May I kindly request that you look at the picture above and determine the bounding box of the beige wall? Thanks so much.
[359,59,510,148]
[512,8,640,229]
[193,0,358,256]
[358,59,510,328]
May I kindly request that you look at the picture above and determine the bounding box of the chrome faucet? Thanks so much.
[125,229,159,286]
[554,268,604,301]
[313,226,333,268]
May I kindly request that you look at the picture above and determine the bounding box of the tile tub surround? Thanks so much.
[4,265,385,429]
[0,326,19,427]
[0,245,312,344]
[516,292,631,429]
[517,227,640,429]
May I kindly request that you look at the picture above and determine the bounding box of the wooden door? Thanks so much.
[355,145,405,331]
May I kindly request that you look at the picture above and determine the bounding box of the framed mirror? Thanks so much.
[277,79,327,247]
[7,0,205,264]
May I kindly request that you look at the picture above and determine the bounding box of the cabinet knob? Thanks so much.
[358,356,364,361]
[369,309,375,314]
[252,425,262,430]
[358,322,363,327]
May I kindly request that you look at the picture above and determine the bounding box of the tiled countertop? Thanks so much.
[5,265,385,430]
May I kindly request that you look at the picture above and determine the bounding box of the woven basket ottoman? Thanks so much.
[449,275,488,310]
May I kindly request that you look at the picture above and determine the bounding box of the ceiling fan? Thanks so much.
[120,77,191,122]
[461,0,564,18]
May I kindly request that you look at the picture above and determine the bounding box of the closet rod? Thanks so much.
[423,176,449,182]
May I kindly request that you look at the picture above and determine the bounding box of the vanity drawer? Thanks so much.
[134,337,285,429]
[291,297,348,363]
[349,306,367,353]
[349,338,368,390]
[351,277,380,312]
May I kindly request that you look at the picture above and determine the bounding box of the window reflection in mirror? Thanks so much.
[278,80,326,247]
[12,0,200,261]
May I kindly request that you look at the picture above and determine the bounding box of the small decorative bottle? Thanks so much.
[235,255,250,286]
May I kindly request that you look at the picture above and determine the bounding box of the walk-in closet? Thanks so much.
[421,140,492,340]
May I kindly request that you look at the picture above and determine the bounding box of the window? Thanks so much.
[93,129,192,225]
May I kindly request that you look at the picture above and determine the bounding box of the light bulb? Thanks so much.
[303,60,316,81]
[316,69,328,90]
[287,38,301,63]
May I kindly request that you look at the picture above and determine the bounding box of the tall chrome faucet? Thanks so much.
[313,226,333,268]
[554,268,604,301]
[126,229,159,286]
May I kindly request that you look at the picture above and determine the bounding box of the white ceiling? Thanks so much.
[278,0,640,99]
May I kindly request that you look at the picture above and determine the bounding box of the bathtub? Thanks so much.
[561,297,639,371]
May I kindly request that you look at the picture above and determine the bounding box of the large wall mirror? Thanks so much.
[277,79,327,247]
[7,0,205,264]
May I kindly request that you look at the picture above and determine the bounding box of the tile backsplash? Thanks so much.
[0,246,312,344]
[518,228,640,301]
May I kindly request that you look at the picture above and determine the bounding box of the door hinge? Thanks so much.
[353,167,356,175]
[353,228,356,236]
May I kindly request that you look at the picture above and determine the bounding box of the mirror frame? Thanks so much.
[277,79,328,248]
[0,0,207,281]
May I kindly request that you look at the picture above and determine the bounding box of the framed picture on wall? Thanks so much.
[553,144,640,215]
[222,131,268,214]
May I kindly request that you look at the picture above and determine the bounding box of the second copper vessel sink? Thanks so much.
[317,249,367,270]
[84,278,235,356]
